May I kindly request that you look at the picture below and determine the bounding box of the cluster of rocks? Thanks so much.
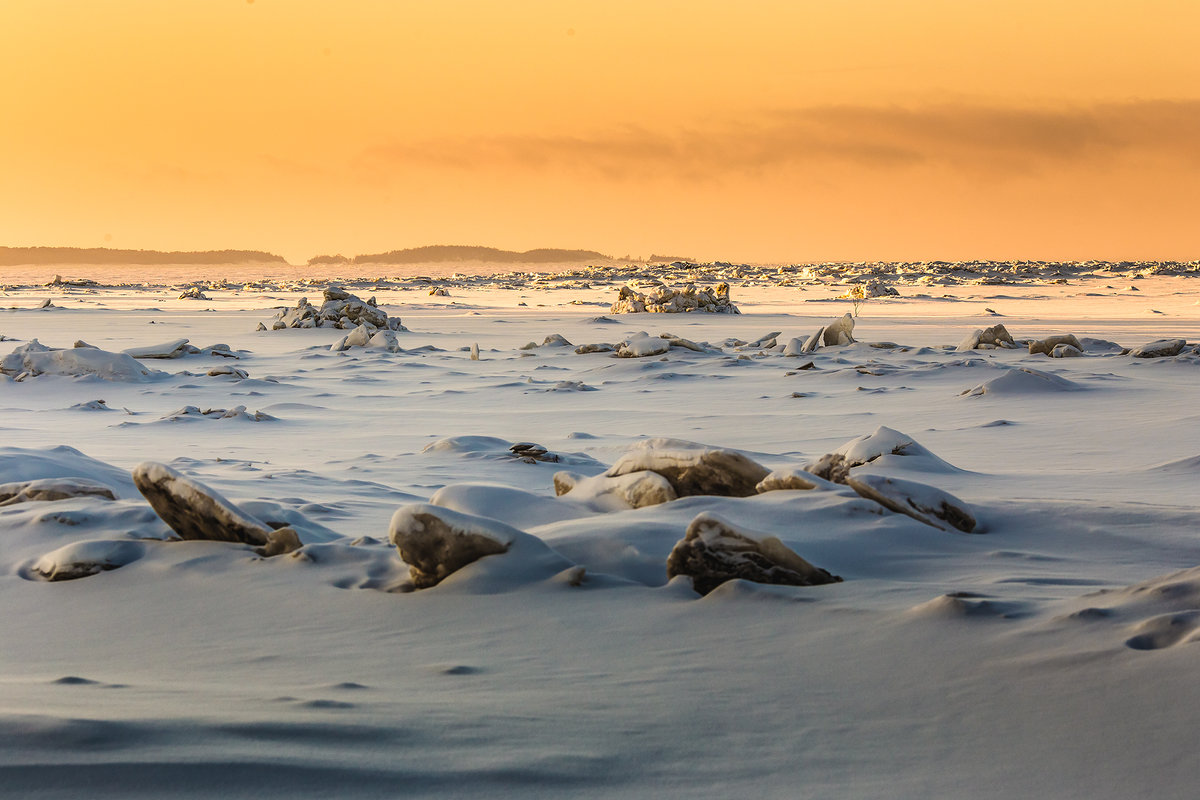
[262,287,406,332]
[159,405,277,422]
[28,463,302,582]
[783,313,857,354]
[178,287,210,300]
[838,280,899,301]
[957,324,1017,351]
[610,281,739,314]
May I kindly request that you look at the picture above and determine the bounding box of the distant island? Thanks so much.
[0,247,288,266]
[341,245,612,266]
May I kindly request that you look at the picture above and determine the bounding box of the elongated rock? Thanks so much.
[132,462,300,555]
[667,512,841,595]
[846,473,978,532]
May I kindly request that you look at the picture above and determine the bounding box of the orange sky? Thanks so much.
[2,0,1198,264]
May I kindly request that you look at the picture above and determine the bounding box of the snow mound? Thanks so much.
[0,445,134,496]
[29,539,147,581]
[1,340,166,381]
[960,367,1082,397]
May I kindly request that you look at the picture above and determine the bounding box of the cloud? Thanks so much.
[357,99,1200,182]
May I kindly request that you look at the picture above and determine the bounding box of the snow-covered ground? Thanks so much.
[1,263,1198,798]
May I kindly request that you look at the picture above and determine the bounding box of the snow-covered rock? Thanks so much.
[1130,338,1186,358]
[1,340,164,382]
[616,332,671,358]
[123,338,197,359]
[666,512,842,596]
[606,447,770,498]
[1028,333,1082,356]
[755,469,825,493]
[961,367,1082,397]
[30,539,147,582]
[846,473,978,533]
[389,504,573,590]
[553,469,678,511]
[0,477,117,507]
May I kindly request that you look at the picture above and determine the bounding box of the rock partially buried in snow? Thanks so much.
[1130,338,1186,358]
[31,540,147,581]
[0,477,117,507]
[822,313,856,346]
[616,332,671,358]
[123,338,196,359]
[755,469,825,493]
[846,473,978,533]
[132,462,300,555]
[606,447,770,498]
[389,504,513,588]
[1028,333,1083,356]
[553,469,678,510]
[666,512,842,596]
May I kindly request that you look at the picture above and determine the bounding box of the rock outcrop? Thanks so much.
[610,282,739,314]
[0,477,117,507]
[666,512,842,596]
[267,288,406,332]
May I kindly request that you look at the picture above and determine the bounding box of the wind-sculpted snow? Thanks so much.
[0,272,1198,799]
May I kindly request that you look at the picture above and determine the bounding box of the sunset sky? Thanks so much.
[2,0,1198,264]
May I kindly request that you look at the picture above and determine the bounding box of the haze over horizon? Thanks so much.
[3,0,1198,265]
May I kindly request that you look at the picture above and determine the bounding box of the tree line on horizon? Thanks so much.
[308,245,612,266]
[0,247,287,266]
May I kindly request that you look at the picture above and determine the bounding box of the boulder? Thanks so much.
[666,512,842,596]
[822,313,856,346]
[31,539,147,582]
[606,448,770,497]
[132,462,300,555]
[616,332,671,358]
[755,469,823,493]
[1051,344,1083,358]
[0,477,117,507]
[846,473,978,533]
[1028,333,1083,356]
[388,504,517,588]
[553,469,678,510]
[1130,338,1186,358]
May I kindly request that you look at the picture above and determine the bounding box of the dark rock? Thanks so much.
[666,512,841,596]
